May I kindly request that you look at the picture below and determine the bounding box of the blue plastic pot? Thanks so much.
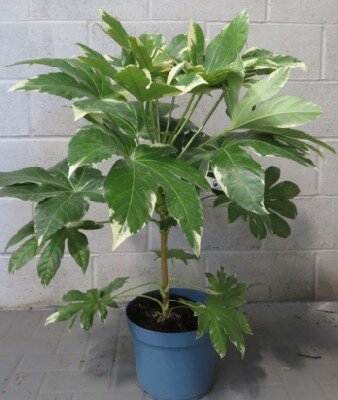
[126,288,218,400]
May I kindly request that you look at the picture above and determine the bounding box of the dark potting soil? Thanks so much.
[127,294,198,333]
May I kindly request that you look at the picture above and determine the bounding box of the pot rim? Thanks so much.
[126,287,205,337]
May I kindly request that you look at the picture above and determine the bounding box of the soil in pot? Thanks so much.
[127,294,198,333]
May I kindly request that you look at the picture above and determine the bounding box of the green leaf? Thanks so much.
[10,72,91,100]
[203,55,244,85]
[249,126,335,155]
[204,10,249,74]
[68,125,134,173]
[223,167,300,239]
[237,95,322,130]
[128,36,154,70]
[69,166,105,203]
[45,303,84,325]
[37,230,67,285]
[104,145,208,254]
[0,183,70,202]
[62,290,87,302]
[188,21,205,66]
[101,11,129,48]
[167,62,185,84]
[249,213,268,239]
[269,180,300,200]
[233,67,290,125]
[269,212,291,238]
[243,47,307,74]
[34,193,89,243]
[153,249,198,265]
[0,167,70,190]
[223,71,244,119]
[174,72,207,93]
[223,132,314,167]
[46,281,124,329]
[102,277,128,296]
[212,145,266,214]
[5,220,35,252]
[114,65,180,101]
[8,237,38,274]
[67,220,104,230]
[104,157,157,249]
[184,268,250,358]
[77,43,117,79]
[73,99,140,141]
[209,315,228,358]
[67,229,90,273]
[166,34,188,60]
[10,57,117,99]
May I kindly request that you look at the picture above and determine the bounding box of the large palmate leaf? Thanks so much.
[231,67,322,130]
[77,43,118,79]
[34,193,89,243]
[222,132,315,167]
[211,145,266,214]
[0,167,70,190]
[46,277,128,329]
[248,126,335,155]
[0,184,71,202]
[104,145,208,254]
[68,125,134,173]
[214,167,300,239]
[73,99,139,136]
[10,72,92,101]
[180,267,251,358]
[236,96,322,130]
[0,161,105,242]
[204,10,249,75]
[10,56,120,101]
[233,67,290,125]
[243,47,307,77]
[6,216,102,281]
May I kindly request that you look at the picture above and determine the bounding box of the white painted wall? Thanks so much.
[1,0,338,307]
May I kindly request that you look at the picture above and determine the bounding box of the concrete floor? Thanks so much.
[0,302,338,400]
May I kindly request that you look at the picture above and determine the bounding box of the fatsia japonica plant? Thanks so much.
[1,10,333,358]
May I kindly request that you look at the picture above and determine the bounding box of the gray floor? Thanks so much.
[1,302,338,400]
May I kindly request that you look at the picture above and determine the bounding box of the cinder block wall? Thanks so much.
[1,0,337,307]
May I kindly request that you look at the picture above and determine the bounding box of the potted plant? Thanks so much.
[1,9,333,400]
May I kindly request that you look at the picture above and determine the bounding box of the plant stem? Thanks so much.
[148,100,158,141]
[179,92,224,158]
[197,126,235,149]
[155,99,160,132]
[170,94,201,145]
[140,101,154,143]
[160,228,170,317]
[165,97,175,140]
[114,281,160,298]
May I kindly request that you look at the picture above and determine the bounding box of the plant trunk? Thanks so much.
[160,228,170,318]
